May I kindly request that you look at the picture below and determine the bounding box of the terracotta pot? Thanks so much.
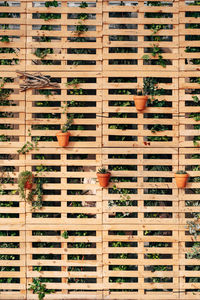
[97,172,110,188]
[175,173,189,188]
[56,131,70,147]
[25,175,34,190]
[133,95,148,111]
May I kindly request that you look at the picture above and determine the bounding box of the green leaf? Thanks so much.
[192,95,200,103]
[142,55,150,61]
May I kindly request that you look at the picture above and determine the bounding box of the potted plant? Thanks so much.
[175,170,189,188]
[56,115,73,147]
[133,78,157,111]
[97,168,111,188]
[18,171,34,200]
[133,88,148,112]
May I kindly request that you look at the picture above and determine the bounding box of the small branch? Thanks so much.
[16,70,60,91]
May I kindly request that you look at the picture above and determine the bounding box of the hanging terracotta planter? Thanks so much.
[18,171,34,194]
[97,173,110,188]
[133,95,148,111]
[97,168,111,188]
[56,131,70,147]
[175,172,189,188]
[25,174,34,190]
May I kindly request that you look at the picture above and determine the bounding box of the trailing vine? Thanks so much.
[17,130,39,154]
[73,2,88,36]
[0,77,14,105]
[142,44,167,68]
[17,165,49,210]
[142,13,171,68]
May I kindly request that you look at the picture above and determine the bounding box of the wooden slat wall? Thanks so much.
[0,0,199,299]
[103,1,179,298]
[179,1,200,298]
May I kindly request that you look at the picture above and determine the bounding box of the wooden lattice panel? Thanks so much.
[0,72,25,149]
[180,0,200,72]
[26,224,102,299]
[0,149,25,226]
[0,69,26,298]
[0,73,25,225]
[25,148,102,225]
[179,224,200,299]
[103,224,179,299]
[26,0,102,72]
[0,72,25,260]
[179,146,200,298]
[0,225,26,299]
[26,71,102,148]
[103,71,179,148]
[0,0,200,299]
[102,147,178,225]
[103,0,179,72]
[179,71,200,148]
[0,1,26,72]
[178,5,200,296]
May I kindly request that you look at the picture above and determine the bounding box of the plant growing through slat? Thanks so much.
[28,277,55,300]
[17,130,39,154]
[0,36,10,42]
[142,44,167,68]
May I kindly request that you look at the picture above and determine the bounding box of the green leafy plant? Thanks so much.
[187,242,200,259]
[185,46,200,53]
[108,185,133,216]
[150,124,168,133]
[18,171,34,202]
[34,48,53,59]
[78,12,88,20]
[66,78,85,88]
[145,77,158,98]
[0,77,10,105]
[142,44,167,68]
[0,48,15,54]
[0,58,19,65]
[193,136,200,147]
[62,231,69,239]
[17,130,39,154]
[136,77,159,100]
[189,113,200,122]
[32,177,43,210]
[136,88,146,96]
[38,89,53,97]
[18,166,47,210]
[45,1,58,7]
[61,115,74,133]
[175,170,187,174]
[80,1,88,8]
[0,36,10,43]
[0,78,10,91]
[142,15,169,68]
[0,134,10,141]
[149,24,165,34]
[187,213,200,240]
[0,165,15,196]
[192,95,200,103]
[40,12,60,21]
[0,1,9,6]
[97,167,109,174]
[39,1,60,21]
[72,2,89,35]
[28,277,54,300]
[74,21,88,35]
